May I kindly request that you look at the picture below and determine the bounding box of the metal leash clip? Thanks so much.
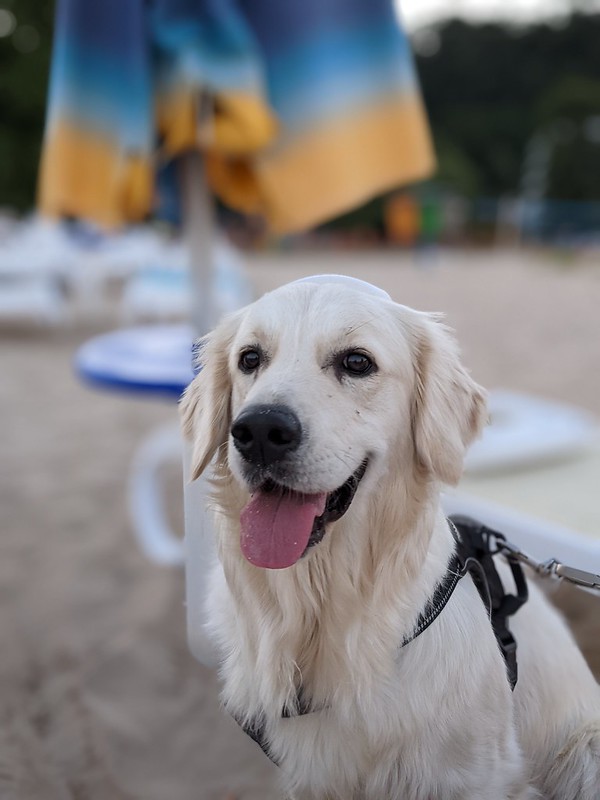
[486,533,600,592]
[549,562,600,590]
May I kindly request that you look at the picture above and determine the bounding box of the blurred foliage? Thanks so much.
[0,0,54,210]
[535,75,600,200]
[0,4,599,214]
[416,13,600,202]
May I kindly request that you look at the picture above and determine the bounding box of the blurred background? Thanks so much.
[1,1,599,799]
[3,0,600,247]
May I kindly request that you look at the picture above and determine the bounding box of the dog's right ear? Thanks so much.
[179,310,243,481]
[410,313,487,486]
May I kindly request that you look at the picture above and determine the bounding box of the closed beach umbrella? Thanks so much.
[40,0,434,233]
[37,0,437,646]
[39,0,434,329]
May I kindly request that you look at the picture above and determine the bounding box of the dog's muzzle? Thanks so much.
[237,457,368,570]
[230,405,368,570]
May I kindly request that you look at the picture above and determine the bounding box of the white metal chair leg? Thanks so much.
[183,445,220,668]
[127,423,219,666]
[128,422,185,566]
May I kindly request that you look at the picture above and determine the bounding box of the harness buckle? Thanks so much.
[497,628,517,655]
[495,628,519,689]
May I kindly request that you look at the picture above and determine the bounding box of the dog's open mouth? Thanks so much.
[239,459,368,570]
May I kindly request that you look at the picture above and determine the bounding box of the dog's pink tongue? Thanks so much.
[240,490,327,569]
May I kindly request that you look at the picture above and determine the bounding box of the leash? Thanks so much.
[481,532,600,592]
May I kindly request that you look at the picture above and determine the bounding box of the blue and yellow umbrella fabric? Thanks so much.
[39,0,435,233]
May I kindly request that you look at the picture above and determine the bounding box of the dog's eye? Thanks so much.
[341,352,374,376]
[239,349,261,373]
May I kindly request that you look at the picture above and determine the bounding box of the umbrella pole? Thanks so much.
[180,150,220,666]
[180,150,215,336]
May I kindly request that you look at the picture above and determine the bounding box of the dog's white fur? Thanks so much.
[181,280,600,799]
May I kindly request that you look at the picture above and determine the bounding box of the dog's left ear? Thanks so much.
[411,314,487,485]
[179,310,243,481]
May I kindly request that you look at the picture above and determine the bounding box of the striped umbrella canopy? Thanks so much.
[39,0,435,234]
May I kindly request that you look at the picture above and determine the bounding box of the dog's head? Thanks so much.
[181,277,486,570]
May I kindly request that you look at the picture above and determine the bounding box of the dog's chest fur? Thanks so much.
[206,502,530,800]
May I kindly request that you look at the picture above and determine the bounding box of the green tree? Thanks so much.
[533,75,600,200]
[415,14,600,200]
[0,0,54,210]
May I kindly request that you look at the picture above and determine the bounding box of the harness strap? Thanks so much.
[448,515,528,690]
[235,515,528,761]
[235,692,314,763]
[237,716,274,762]
[400,551,464,648]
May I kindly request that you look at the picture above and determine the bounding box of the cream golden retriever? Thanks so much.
[181,276,600,800]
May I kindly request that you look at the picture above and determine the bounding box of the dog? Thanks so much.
[181,276,600,799]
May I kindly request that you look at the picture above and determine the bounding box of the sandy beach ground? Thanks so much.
[2,248,599,799]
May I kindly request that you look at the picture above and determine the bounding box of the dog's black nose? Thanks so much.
[231,405,302,467]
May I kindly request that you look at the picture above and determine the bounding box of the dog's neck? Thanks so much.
[212,470,454,723]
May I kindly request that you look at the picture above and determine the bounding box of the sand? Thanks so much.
[2,248,599,799]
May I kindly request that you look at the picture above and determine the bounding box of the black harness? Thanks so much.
[236,515,529,762]
[403,515,528,689]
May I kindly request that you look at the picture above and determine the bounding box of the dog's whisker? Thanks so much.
[331,451,360,473]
